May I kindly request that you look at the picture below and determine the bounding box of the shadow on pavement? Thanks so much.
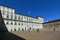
[0,11,26,40]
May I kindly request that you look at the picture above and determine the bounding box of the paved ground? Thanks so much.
[11,31,60,40]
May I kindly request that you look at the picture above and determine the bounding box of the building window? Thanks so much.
[15,22,17,25]
[7,14,9,18]
[29,27,31,29]
[15,16,16,19]
[22,29,24,31]
[18,28,20,31]
[11,15,13,19]
[37,29,40,32]
[14,28,16,31]
[8,8,11,13]
[25,27,26,31]
[19,22,20,25]
[6,22,9,25]
[18,17,20,20]
[22,23,23,25]
[20,16,23,20]
[7,15,9,18]
[27,18,28,21]
[15,15,17,19]
[12,9,15,13]
[11,22,13,25]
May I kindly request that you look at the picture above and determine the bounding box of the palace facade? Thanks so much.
[43,19,60,31]
[0,4,44,31]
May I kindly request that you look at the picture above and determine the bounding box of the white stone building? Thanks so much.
[0,4,44,31]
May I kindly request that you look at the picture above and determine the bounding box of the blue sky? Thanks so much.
[0,0,60,22]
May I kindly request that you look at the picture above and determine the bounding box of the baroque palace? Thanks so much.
[0,4,44,31]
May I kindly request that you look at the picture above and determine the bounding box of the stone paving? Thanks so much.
[11,31,60,40]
